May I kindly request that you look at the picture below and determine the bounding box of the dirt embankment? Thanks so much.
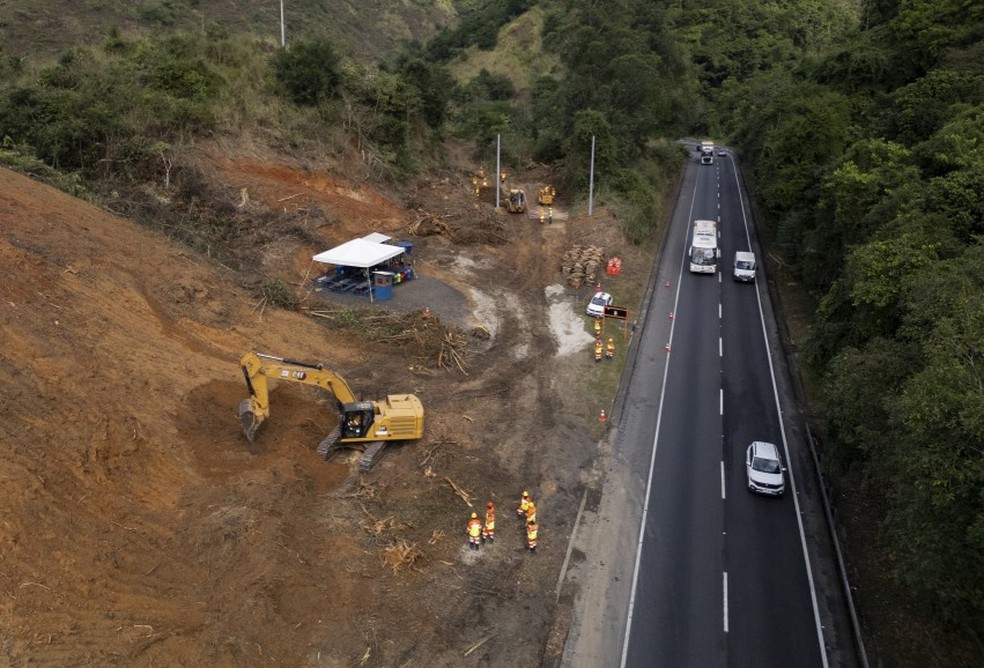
[0,152,649,666]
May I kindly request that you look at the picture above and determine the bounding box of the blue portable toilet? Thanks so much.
[395,241,414,261]
[373,271,394,301]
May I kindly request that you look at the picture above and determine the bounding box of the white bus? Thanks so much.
[689,219,720,274]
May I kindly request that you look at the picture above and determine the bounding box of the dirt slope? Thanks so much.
[0,160,647,666]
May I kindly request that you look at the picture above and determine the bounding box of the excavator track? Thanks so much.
[316,425,343,460]
[359,441,387,473]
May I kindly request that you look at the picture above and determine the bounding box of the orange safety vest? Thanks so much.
[606,342,615,354]
[519,495,531,513]
[467,519,482,537]
[527,524,538,542]
[485,509,495,530]
[525,503,537,525]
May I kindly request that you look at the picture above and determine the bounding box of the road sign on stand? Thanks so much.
[604,305,628,320]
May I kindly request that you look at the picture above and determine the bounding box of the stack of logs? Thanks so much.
[561,245,605,288]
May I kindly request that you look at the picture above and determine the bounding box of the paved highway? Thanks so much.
[619,150,827,667]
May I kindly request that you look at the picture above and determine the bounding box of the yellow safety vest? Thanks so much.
[468,520,482,537]
[527,526,538,541]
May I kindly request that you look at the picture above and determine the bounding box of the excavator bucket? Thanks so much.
[239,398,260,442]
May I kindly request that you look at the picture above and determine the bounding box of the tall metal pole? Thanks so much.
[588,134,596,216]
[495,134,501,211]
[279,0,286,47]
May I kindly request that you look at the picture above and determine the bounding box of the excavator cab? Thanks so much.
[341,402,375,439]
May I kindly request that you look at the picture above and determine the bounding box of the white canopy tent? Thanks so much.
[312,238,404,268]
[312,238,405,302]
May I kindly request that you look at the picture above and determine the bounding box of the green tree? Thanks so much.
[757,87,853,214]
[271,39,341,106]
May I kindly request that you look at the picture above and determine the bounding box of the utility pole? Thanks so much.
[279,0,286,47]
[495,134,501,211]
[588,135,596,216]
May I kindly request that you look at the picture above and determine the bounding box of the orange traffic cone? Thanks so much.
[599,409,607,422]
[665,343,671,352]
[424,306,431,318]
[669,312,674,320]
[665,280,670,288]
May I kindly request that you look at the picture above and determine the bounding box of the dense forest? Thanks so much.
[0,0,981,663]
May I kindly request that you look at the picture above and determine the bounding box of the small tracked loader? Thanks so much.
[238,352,424,472]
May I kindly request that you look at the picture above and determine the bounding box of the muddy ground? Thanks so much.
[0,151,656,666]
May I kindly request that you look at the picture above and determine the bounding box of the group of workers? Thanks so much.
[472,166,509,197]
[593,318,616,363]
[466,491,539,553]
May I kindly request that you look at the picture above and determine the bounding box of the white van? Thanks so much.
[733,251,757,282]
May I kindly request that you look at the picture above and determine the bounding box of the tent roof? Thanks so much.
[361,232,391,244]
[312,238,404,268]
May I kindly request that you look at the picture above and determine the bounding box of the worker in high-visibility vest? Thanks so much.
[524,500,537,527]
[594,339,603,363]
[482,501,496,543]
[526,520,538,553]
[517,491,532,519]
[593,317,602,336]
[467,512,483,550]
[606,338,615,360]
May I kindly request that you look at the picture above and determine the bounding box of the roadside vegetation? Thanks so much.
[0,0,981,664]
[711,3,984,663]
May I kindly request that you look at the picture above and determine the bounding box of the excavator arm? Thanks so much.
[239,352,359,441]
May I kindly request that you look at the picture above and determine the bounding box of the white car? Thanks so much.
[586,291,612,317]
[746,441,785,496]
[716,148,727,157]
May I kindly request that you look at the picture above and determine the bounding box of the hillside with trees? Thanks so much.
[1,0,982,665]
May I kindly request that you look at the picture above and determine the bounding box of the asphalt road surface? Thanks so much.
[561,147,858,668]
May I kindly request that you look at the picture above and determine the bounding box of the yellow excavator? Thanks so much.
[538,185,556,206]
[238,352,425,472]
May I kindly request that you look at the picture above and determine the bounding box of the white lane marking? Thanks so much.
[719,337,723,358]
[620,157,699,668]
[719,303,722,319]
[721,461,726,499]
[728,158,830,667]
[720,388,724,415]
[723,572,729,633]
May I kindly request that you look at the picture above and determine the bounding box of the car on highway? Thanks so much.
[746,441,785,496]
[716,148,727,156]
[586,291,613,317]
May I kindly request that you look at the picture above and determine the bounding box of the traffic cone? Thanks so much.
[665,343,671,352]
[596,282,602,291]
[599,409,607,422]
[423,306,431,318]
[665,280,670,288]
[669,312,674,320]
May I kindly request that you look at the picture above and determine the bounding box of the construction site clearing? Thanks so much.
[0,151,659,666]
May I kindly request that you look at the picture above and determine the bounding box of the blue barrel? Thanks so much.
[373,271,394,301]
